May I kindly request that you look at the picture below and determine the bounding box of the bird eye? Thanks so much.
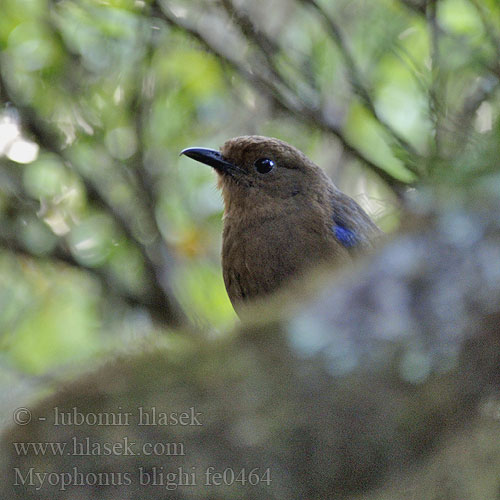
[254,158,275,174]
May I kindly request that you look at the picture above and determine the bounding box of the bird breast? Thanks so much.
[221,209,349,308]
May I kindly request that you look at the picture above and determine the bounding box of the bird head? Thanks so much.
[181,136,333,213]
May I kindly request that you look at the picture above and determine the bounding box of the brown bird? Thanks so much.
[181,136,382,314]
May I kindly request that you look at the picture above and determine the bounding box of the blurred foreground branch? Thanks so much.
[2,199,499,499]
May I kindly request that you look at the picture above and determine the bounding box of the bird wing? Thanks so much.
[331,192,382,252]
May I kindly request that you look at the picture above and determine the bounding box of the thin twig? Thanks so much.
[299,0,420,162]
[468,0,500,56]
[427,0,443,165]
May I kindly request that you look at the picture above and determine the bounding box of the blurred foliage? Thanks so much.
[0,0,500,382]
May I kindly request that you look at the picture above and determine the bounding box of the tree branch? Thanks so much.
[299,0,421,164]
[0,63,188,328]
[0,229,182,328]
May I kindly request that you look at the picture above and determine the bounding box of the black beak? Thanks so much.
[180,147,245,176]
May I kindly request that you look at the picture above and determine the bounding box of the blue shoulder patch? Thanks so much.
[333,223,358,248]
